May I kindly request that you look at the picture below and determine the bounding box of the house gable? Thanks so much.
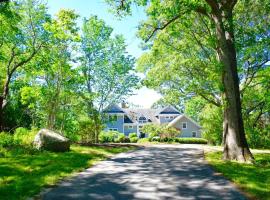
[103,104,125,114]
[158,106,181,115]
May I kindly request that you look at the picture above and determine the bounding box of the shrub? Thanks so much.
[14,127,37,146]
[0,132,14,147]
[128,133,137,138]
[174,138,208,144]
[141,124,180,141]
[137,138,150,143]
[151,136,160,142]
[130,136,138,143]
[99,131,118,143]
[115,133,130,143]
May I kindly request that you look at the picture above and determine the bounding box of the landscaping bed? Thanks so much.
[205,151,270,200]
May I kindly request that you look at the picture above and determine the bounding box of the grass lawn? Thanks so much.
[0,144,135,200]
[205,151,270,200]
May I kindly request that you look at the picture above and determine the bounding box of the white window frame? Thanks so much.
[109,128,118,131]
[182,122,187,129]
[192,131,197,137]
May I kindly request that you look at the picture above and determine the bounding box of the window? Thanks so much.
[139,125,143,128]
[109,115,117,122]
[139,116,147,123]
[170,116,174,119]
[165,116,170,119]
[192,131,197,137]
[128,125,133,129]
[182,122,187,129]
[109,128,118,131]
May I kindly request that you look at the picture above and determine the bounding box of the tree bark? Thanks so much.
[210,3,254,162]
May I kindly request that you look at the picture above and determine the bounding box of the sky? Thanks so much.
[47,0,162,108]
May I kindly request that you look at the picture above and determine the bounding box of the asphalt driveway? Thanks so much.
[41,144,247,200]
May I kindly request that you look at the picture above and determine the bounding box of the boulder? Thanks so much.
[33,129,70,152]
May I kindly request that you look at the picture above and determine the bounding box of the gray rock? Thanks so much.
[33,129,70,152]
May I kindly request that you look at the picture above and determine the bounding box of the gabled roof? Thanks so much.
[103,104,183,124]
[123,108,160,124]
[103,104,124,114]
[158,105,181,115]
[168,114,201,128]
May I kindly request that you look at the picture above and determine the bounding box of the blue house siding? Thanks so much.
[159,116,177,124]
[171,116,201,138]
[123,125,137,136]
[105,115,124,133]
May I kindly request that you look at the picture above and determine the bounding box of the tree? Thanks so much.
[21,9,80,133]
[79,16,139,142]
[106,0,270,162]
[0,0,49,131]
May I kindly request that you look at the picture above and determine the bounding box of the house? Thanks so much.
[103,103,202,138]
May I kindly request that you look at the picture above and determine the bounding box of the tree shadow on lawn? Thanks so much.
[208,152,270,200]
[0,146,111,200]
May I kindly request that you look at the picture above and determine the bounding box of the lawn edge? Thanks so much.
[202,149,258,200]
[29,145,140,200]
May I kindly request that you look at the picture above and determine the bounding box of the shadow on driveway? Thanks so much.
[41,145,246,200]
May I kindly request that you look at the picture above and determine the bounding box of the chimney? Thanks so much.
[121,101,127,108]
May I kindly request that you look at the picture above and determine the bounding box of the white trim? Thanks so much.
[168,114,201,128]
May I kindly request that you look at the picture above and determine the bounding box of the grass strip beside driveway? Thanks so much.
[205,151,270,200]
[0,145,135,200]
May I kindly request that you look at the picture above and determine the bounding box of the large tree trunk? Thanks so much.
[211,5,254,162]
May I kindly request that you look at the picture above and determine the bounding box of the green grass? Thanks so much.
[205,151,270,200]
[0,144,134,200]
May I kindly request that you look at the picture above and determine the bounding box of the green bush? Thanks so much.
[137,138,150,143]
[174,137,208,144]
[141,124,179,140]
[115,133,130,143]
[0,132,14,147]
[14,127,37,146]
[130,136,138,143]
[128,133,137,138]
[99,131,119,143]
[151,136,160,142]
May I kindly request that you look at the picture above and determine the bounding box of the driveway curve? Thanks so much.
[41,144,246,200]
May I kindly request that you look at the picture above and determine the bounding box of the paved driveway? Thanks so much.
[41,145,246,200]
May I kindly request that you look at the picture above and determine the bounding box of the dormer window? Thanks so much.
[139,116,147,123]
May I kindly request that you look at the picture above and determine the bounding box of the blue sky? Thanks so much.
[47,0,161,108]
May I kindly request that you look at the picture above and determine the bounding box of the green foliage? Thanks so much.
[206,151,270,200]
[137,138,150,143]
[130,136,138,143]
[129,133,139,143]
[98,131,119,143]
[0,145,134,200]
[128,132,137,138]
[115,133,130,143]
[141,124,180,141]
[13,127,37,146]
[174,138,208,144]
[0,132,14,147]
[200,104,223,145]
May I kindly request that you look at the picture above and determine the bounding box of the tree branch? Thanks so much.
[145,14,181,42]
